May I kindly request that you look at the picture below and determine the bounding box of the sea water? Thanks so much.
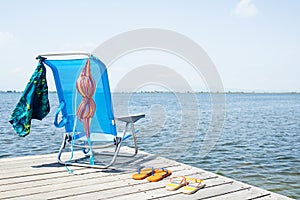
[0,92,299,199]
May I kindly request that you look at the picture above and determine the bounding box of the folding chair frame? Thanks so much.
[57,115,144,169]
[37,52,145,169]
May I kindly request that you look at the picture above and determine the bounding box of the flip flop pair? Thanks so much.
[166,176,205,194]
[132,167,172,182]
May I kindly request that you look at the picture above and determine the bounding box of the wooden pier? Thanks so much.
[0,147,294,200]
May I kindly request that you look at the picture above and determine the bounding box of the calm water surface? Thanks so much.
[0,93,299,199]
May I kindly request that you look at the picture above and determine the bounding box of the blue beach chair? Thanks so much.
[37,52,145,169]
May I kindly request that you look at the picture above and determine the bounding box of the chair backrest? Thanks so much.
[43,55,117,141]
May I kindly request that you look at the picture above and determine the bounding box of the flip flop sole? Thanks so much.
[132,168,153,180]
[147,170,172,182]
[166,183,185,191]
[182,183,205,194]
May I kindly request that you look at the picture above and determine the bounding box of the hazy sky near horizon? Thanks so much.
[0,0,299,92]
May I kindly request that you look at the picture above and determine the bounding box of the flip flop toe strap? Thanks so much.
[169,176,187,185]
[187,178,204,188]
[138,166,154,174]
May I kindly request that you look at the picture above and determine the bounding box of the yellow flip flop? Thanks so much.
[166,176,188,191]
[132,167,154,180]
[147,168,172,182]
[182,178,205,194]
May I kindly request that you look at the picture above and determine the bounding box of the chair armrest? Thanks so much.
[116,113,145,123]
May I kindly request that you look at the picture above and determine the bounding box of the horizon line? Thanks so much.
[2,90,300,94]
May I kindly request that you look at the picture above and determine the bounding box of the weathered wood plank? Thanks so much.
[0,153,57,163]
[0,146,143,168]
[0,147,294,200]
[210,187,271,200]
[54,168,219,200]
[0,159,184,199]
[146,181,250,200]
[7,166,211,199]
[0,154,161,180]
[249,193,294,200]
[0,147,153,180]
[100,177,231,200]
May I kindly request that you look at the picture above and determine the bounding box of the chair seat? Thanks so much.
[72,131,133,142]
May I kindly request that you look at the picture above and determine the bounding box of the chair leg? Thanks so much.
[57,121,139,169]
[95,122,139,158]
[130,123,138,157]
[57,133,68,165]
[57,133,120,169]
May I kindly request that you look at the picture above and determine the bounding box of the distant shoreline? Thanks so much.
[1,90,300,94]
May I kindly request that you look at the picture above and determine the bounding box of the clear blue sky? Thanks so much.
[0,0,299,92]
